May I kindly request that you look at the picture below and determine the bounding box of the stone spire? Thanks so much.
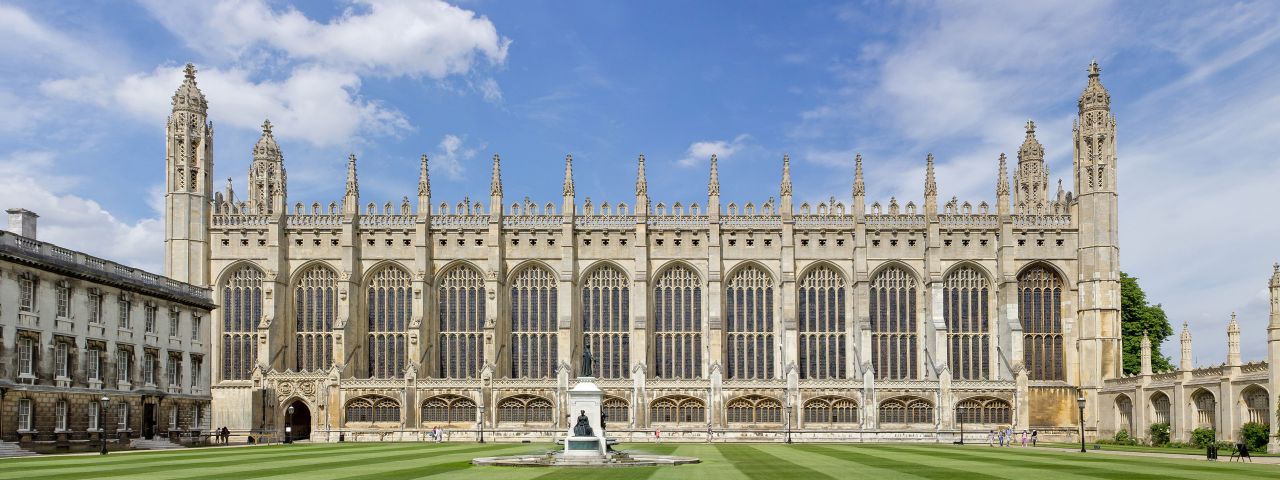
[1140,331,1153,375]
[343,154,358,214]
[171,63,208,115]
[1016,120,1049,212]
[924,153,937,217]
[1079,59,1111,113]
[853,153,865,196]
[1271,262,1280,289]
[708,154,720,196]
[1180,322,1193,371]
[780,154,793,196]
[225,177,236,204]
[996,153,1010,216]
[636,154,648,197]
[562,154,575,197]
[489,154,502,197]
[248,119,286,214]
[1271,262,1280,328]
[1227,312,1241,366]
[418,154,430,198]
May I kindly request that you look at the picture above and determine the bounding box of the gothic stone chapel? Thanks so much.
[161,61,1278,449]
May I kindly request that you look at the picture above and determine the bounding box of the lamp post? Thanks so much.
[784,398,792,444]
[478,401,486,444]
[100,396,110,455]
[957,406,965,445]
[285,405,294,444]
[1076,393,1087,453]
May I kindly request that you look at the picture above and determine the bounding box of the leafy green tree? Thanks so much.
[1120,272,1174,375]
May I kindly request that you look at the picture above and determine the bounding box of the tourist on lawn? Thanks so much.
[1021,430,1028,447]
[1031,430,1038,447]
[987,430,995,446]
[436,427,444,442]
[997,429,1005,446]
[655,428,662,443]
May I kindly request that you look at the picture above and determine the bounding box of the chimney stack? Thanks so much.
[6,208,38,239]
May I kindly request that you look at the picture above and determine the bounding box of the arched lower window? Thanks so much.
[497,395,553,425]
[1018,266,1064,380]
[803,396,859,425]
[221,265,263,380]
[798,265,846,380]
[510,266,557,379]
[1243,386,1269,425]
[726,395,782,424]
[368,266,411,379]
[653,265,702,379]
[944,266,989,380]
[294,265,336,372]
[649,395,705,425]
[1192,390,1216,429]
[1115,395,1134,434]
[879,396,933,424]
[421,394,476,424]
[870,266,918,380]
[725,265,775,380]
[345,396,400,424]
[1150,392,1171,426]
[439,265,485,379]
[955,397,1011,424]
[603,396,629,425]
[582,265,629,379]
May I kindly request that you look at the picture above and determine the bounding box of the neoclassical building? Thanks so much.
[160,61,1274,446]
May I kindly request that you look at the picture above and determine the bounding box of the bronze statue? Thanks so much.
[581,340,594,377]
[573,410,593,437]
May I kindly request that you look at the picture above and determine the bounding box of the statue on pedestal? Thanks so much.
[580,340,594,377]
[573,410,593,437]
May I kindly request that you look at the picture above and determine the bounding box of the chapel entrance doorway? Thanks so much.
[287,401,312,441]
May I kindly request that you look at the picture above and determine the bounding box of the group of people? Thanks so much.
[987,427,1037,447]
[214,426,231,444]
[426,426,446,442]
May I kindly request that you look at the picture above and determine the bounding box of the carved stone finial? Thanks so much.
[490,154,502,197]
[996,153,1009,196]
[562,154,575,197]
[418,154,430,198]
[636,154,648,197]
[171,62,208,113]
[924,153,936,197]
[853,153,864,196]
[184,63,197,80]
[1079,59,1111,113]
[262,119,273,135]
[345,153,359,198]
[780,154,793,196]
[708,154,720,196]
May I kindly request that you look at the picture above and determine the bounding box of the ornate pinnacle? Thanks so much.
[996,153,1009,196]
[1181,321,1191,341]
[1079,59,1111,113]
[418,154,430,198]
[184,63,197,80]
[924,153,936,197]
[636,154,648,197]
[1019,120,1044,163]
[490,154,502,197]
[562,154,575,197]
[780,154,793,196]
[172,62,207,113]
[708,154,720,196]
[853,153,864,196]
[1272,262,1280,287]
[1228,312,1239,331]
[345,154,359,198]
[1089,59,1101,78]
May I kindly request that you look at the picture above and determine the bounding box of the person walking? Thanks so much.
[655,428,662,443]
[997,428,1005,447]
[987,429,995,446]
[1031,429,1038,447]
[1021,430,1028,447]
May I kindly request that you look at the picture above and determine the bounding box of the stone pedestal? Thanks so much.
[564,377,606,458]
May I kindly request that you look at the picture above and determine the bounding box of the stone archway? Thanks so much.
[286,400,312,441]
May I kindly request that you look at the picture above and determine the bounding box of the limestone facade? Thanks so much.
[161,61,1272,444]
[0,219,214,450]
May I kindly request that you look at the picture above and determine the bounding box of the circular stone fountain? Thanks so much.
[473,374,699,468]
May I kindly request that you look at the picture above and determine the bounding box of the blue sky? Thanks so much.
[2,0,1278,363]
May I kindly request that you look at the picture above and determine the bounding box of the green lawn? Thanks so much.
[0,442,1274,479]
[1036,441,1279,457]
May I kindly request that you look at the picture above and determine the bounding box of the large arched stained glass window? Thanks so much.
[439,265,485,378]
[870,266,918,380]
[803,396,859,425]
[798,265,846,379]
[653,264,702,379]
[725,395,782,424]
[725,265,775,380]
[582,265,629,379]
[368,266,411,378]
[944,266,990,380]
[1018,266,1064,380]
[649,396,705,424]
[221,265,263,380]
[293,265,335,372]
[510,265,557,379]
[878,396,933,424]
[955,396,1011,424]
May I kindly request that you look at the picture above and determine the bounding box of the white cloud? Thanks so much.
[44,64,411,148]
[140,0,509,79]
[432,134,480,180]
[678,134,751,167]
[0,151,164,272]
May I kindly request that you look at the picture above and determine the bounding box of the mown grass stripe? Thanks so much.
[877,445,1236,480]
[19,443,438,480]
[889,444,1273,478]
[797,444,1001,480]
[0,443,394,473]
[716,444,835,480]
[177,443,501,480]
[330,444,534,480]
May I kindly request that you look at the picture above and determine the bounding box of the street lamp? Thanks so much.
[957,406,965,445]
[100,396,110,455]
[1076,393,1087,453]
[478,402,486,444]
[285,405,294,444]
[784,398,792,444]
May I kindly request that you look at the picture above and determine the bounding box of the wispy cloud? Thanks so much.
[678,134,751,167]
